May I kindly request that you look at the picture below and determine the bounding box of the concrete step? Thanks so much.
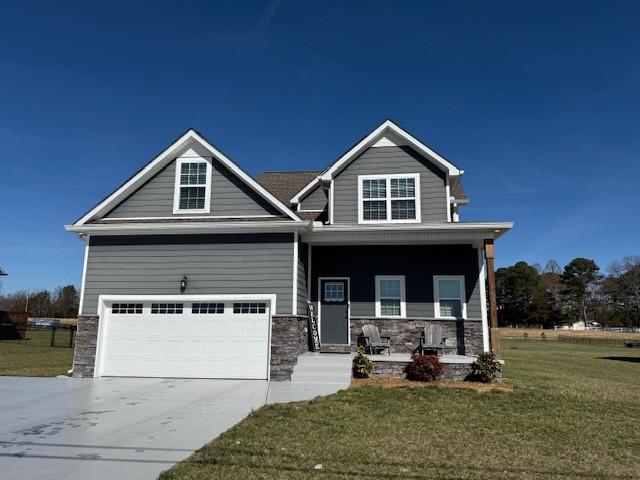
[291,362,352,374]
[320,344,352,354]
[291,372,351,383]
[289,352,353,385]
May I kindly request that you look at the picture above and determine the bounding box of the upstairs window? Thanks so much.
[358,174,420,223]
[173,158,211,213]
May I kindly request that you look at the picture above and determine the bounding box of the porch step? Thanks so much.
[289,352,353,384]
[319,344,352,354]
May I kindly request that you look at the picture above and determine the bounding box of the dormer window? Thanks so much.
[173,158,211,214]
[358,173,421,223]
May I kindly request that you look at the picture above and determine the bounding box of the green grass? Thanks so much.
[0,330,74,376]
[161,340,640,480]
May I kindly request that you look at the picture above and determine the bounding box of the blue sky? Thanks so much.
[0,1,639,293]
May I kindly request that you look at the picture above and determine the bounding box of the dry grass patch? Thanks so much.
[350,377,513,392]
[500,327,640,341]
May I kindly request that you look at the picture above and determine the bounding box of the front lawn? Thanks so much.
[0,330,74,376]
[161,340,640,480]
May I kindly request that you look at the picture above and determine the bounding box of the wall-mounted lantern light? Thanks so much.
[180,275,188,292]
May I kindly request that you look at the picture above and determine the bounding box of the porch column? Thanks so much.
[484,239,500,357]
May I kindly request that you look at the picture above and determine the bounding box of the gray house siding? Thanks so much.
[105,159,281,219]
[310,244,481,319]
[299,185,327,211]
[332,146,448,224]
[297,241,309,315]
[82,233,295,315]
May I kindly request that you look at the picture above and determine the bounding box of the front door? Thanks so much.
[319,278,349,344]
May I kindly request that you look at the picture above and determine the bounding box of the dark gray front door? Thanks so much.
[320,279,349,344]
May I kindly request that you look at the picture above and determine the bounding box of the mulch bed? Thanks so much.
[350,377,513,392]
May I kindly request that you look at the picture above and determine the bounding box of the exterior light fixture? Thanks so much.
[180,275,188,292]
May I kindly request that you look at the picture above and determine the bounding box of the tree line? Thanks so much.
[0,285,79,318]
[496,256,640,328]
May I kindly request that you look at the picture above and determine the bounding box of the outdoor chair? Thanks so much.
[360,324,391,355]
[418,323,446,356]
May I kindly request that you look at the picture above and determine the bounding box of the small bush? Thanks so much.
[540,332,546,340]
[406,354,443,382]
[523,332,529,338]
[352,346,374,378]
[466,352,502,383]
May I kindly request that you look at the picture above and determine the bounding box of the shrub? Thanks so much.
[466,352,502,383]
[405,354,443,382]
[523,332,529,338]
[352,346,374,378]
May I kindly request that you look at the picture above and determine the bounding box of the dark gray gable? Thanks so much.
[299,183,328,211]
[332,145,448,224]
[104,158,282,219]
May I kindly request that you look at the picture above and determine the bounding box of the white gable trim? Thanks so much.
[74,129,300,225]
[290,120,462,204]
[372,136,401,148]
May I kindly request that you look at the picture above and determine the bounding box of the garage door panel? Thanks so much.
[98,299,270,379]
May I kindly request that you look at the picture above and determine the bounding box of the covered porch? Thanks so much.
[302,225,508,358]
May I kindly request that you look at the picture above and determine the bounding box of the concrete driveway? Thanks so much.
[0,377,269,480]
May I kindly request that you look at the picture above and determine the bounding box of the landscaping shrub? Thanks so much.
[352,346,374,378]
[405,354,443,382]
[466,352,502,383]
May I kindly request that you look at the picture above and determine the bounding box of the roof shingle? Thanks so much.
[256,171,321,205]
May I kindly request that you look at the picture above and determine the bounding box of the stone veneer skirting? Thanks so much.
[72,315,99,378]
[269,315,309,381]
[72,314,309,380]
[369,359,503,381]
[370,360,471,381]
[349,317,484,356]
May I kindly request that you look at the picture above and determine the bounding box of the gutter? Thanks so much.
[65,220,313,236]
[66,220,513,238]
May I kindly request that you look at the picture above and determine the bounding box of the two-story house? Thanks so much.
[66,120,512,380]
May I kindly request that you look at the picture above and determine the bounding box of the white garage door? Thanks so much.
[96,298,271,379]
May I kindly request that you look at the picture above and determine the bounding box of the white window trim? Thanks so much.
[357,173,421,224]
[433,275,467,320]
[375,275,406,318]
[173,157,212,214]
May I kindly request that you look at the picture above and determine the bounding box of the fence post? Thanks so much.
[50,325,56,347]
[69,327,75,348]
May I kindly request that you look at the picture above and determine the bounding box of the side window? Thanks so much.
[434,276,466,319]
[375,276,406,317]
[233,302,267,314]
[111,303,143,314]
[150,303,184,314]
[192,303,224,314]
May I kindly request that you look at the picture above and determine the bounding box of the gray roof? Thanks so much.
[257,171,322,205]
